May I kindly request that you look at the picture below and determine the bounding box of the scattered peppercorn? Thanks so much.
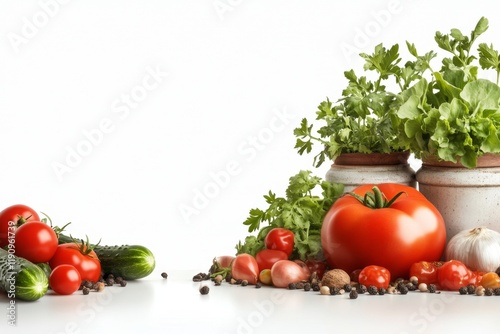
[485,288,493,296]
[367,286,378,295]
[192,273,209,282]
[82,287,90,295]
[467,284,476,295]
[119,280,127,287]
[475,286,485,296]
[343,284,352,292]
[95,282,105,292]
[349,289,358,299]
[312,283,320,292]
[241,280,249,287]
[161,272,168,279]
[115,277,124,284]
[406,283,417,291]
[106,278,115,286]
[458,286,468,295]
[303,283,311,292]
[409,276,418,285]
[428,284,437,293]
[357,284,367,294]
[494,288,500,296]
[418,283,428,292]
[319,286,330,295]
[288,283,297,290]
[399,286,409,295]
[199,285,210,295]
[330,287,340,295]
[295,282,305,290]
[255,282,262,289]
[378,288,386,295]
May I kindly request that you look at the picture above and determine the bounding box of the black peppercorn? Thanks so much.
[199,285,210,295]
[349,289,358,299]
[367,286,378,295]
[458,286,468,295]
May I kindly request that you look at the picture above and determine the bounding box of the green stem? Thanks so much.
[347,186,406,209]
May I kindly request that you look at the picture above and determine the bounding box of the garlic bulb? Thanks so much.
[445,227,500,272]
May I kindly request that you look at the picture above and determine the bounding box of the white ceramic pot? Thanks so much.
[416,154,500,242]
[325,152,416,193]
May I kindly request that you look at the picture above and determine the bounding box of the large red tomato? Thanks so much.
[0,204,40,248]
[321,183,446,279]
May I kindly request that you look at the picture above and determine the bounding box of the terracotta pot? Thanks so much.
[417,153,500,242]
[325,152,416,192]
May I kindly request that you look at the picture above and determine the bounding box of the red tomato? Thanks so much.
[0,204,40,248]
[270,260,310,288]
[231,254,259,285]
[321,183,446,279]
[14,221,58,263]
[255,249,288,271]
[50,264,82,295]
[49,243,102,282]
[437,260,472,291]
[264,228,294,257]
[409,261,439,285]
[358,265,391,289]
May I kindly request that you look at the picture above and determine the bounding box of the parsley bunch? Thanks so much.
[235,170,343,261]
[294,43,426,167]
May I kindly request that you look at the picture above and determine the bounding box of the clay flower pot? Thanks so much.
[325,152,416,192]
[417,153,500,241]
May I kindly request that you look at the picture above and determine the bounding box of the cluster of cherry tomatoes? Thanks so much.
[0,204,101,295]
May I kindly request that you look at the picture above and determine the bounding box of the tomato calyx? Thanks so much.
[347,186,406,209]
[69,235,101,258]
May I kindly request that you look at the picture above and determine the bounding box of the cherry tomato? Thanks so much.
[437,260,472,291]
[255,249,288,271]
[50,264,82,295]
[358,265,391,289]
[270,260,310,288]
[49,243,102,282]
[409,261,439,285]
[14,221,58,263]
[264,228,294,257]
[231,253,259,285]
[321,183,446,279]
[0,204,40,248]
[305,259,327,279]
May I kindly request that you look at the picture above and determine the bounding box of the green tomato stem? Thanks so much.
[347,186,406,209]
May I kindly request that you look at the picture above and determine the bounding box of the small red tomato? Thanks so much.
[231,254,259,284]
[50,264,82,295]
[437,260,472,291]
[50,243,101,282]
[409,261,439,285]
[358,265,391,289]
[14,221,58,263]
[271,260,310,288]
[264,228,294,257]
[256,249,288,271]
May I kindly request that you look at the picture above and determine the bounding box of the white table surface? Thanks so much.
[2,269,498,334]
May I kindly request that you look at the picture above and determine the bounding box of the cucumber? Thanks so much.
[59,234,155,280]
[0,248,49,301]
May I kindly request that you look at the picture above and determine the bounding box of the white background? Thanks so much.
[1,0,498,274]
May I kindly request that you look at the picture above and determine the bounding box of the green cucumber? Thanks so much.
[59,234,155,280]
[0,248,49,301]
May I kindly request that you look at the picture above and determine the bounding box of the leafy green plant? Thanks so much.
[294,44,426,167]
[235,170,344,261]
[396,17,500,168]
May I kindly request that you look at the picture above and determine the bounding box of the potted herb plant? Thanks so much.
[395,17,500,240]
[294,43,424,191]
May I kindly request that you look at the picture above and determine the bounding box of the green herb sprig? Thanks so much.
[235,170,343,261]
